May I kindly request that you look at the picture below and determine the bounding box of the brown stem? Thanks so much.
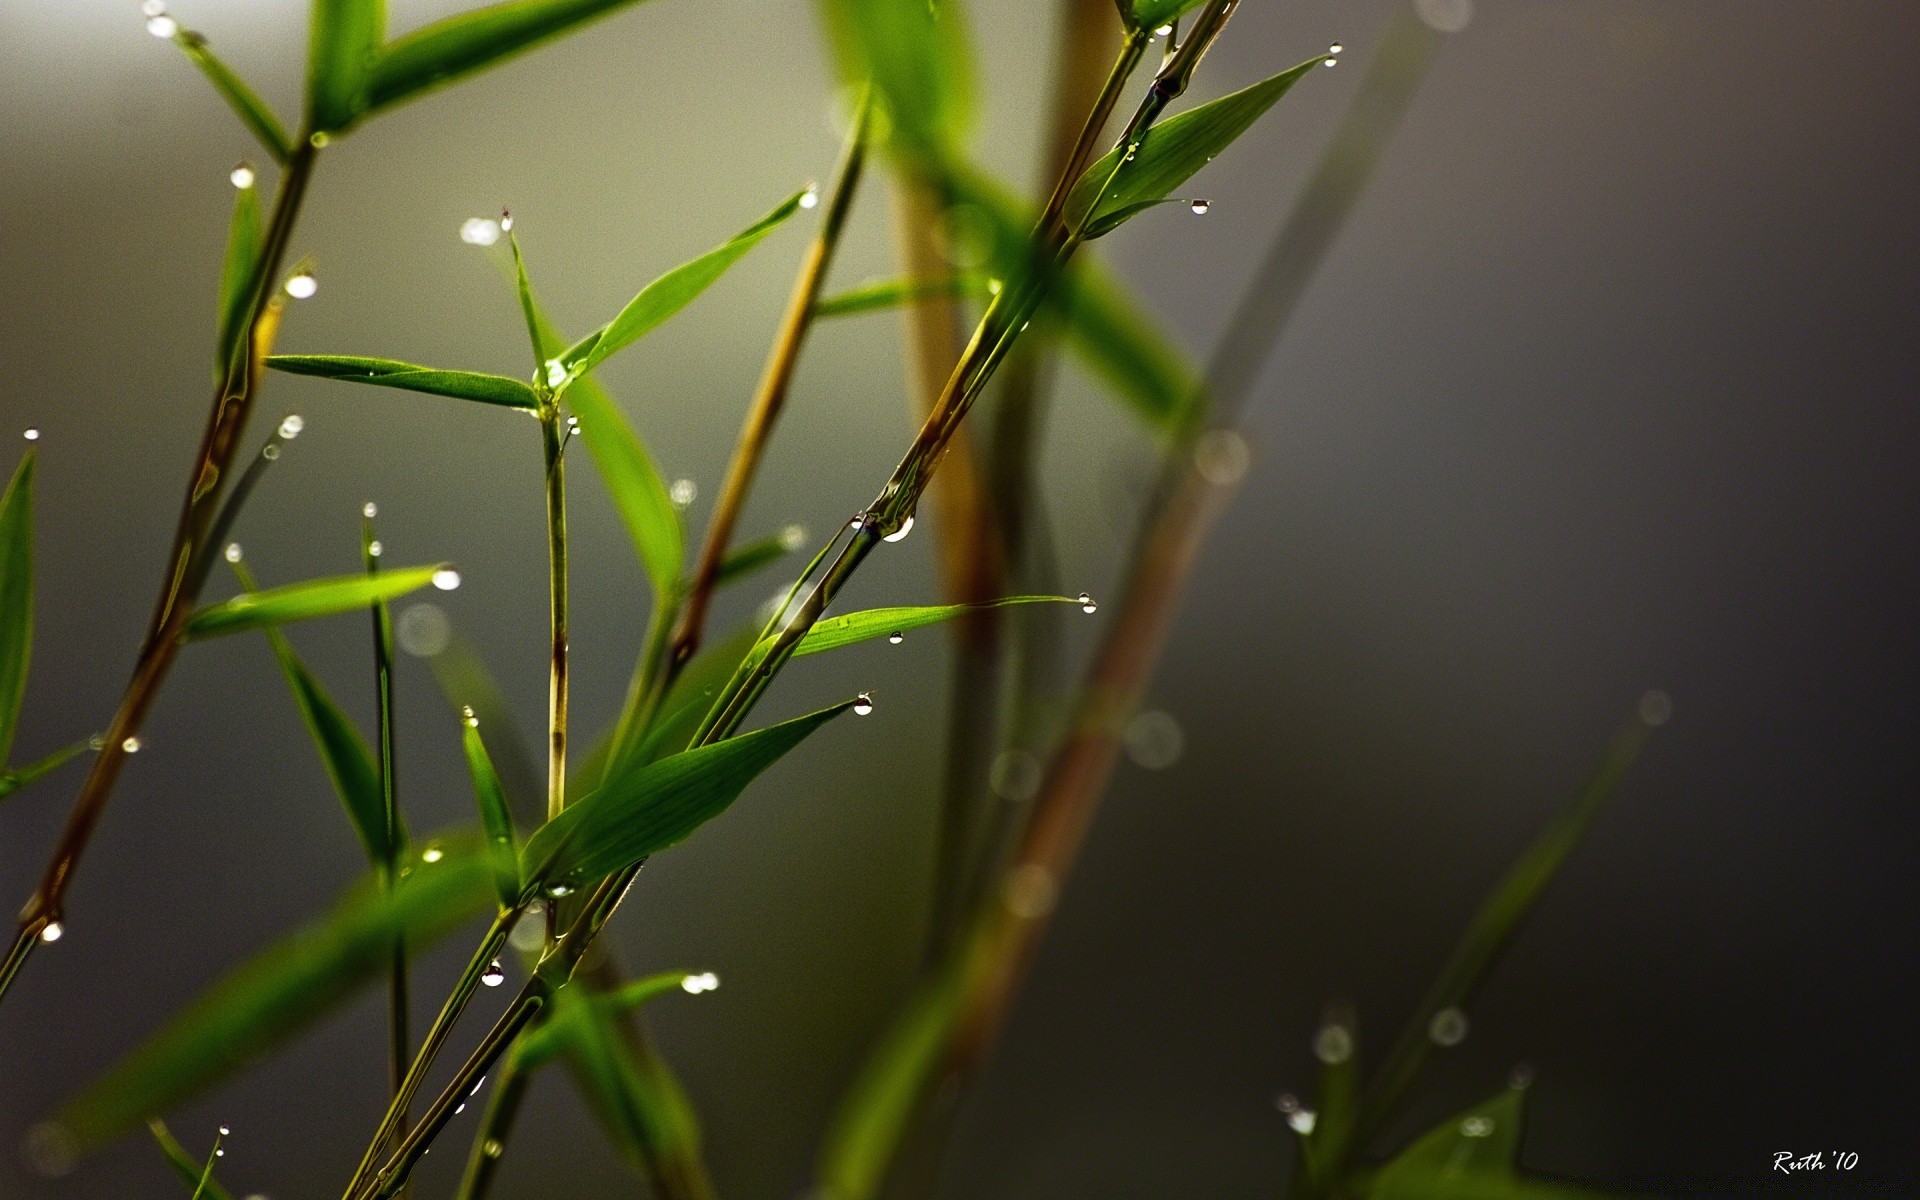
[542,411,568,824]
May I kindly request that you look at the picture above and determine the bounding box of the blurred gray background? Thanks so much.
[2,0,1917,1196]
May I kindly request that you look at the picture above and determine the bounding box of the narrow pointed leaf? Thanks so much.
[818,968,960,1200]
[506,226,551,369]
[0,738,93,804]
[711,530,801,591]
[1129,0,1208,30]
[215,183,265,382]
[174,32,294,163]
[817,0,974,162]
[265,355,540,410]
[559,190,809,380]
[55,837,494,1148]
[257,623,393,863]
[522,702,850,890]
[460,718,521,907]
[514,971,687,1069]
[0,454,33,765]
[813,274,986,318]
[185,566,442,641]
[307,0,384,133]
[612,621,763,775]
[793,596,1078,657]
[1363,1089,1614,1200]
[423,633,544,824]
[367,0,658,116]
[149,1120,235,1200]
[1064,56,1321,236]
[1300,1012,1361,1190]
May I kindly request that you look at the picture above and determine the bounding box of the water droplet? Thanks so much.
[1002,863,1056,919]
[1194,428,1251,485]
[1639,689,1672,727]
[39,921,63,944]
[432,568,462,591]
[680,971,719,994]
[88,735,106,751]
[261,443,280,460]
[547,883,573,898]
[223,542,243,563]
[462,706,478,728]
[853,692,873,716]
[483,1140,503,1158]
[799,184,820,210]
[470,1075,487,1096]
[141,0,167,14]
[1428,1006,1469,1047]
[508,907,545,951]
[990,750,1042,801]
[308,131,331,148]
[1414,0,1473,33]
[565,415,580,431]
[1313,1023,1354,1065]
[121,737,142,753]
[1078,592,1097,614]
[459,217,501,246]
[1123,710,1184,770]
[453,1103,464,1115]
[670,478,697,507]
[284,273,317,300]
[275,414,306,440]
[397,603,451,657]
[500,211,514,232]
[218,1126,230,1136]
[780,523,807,550]
[22,428,38,441]
[214,1148,225,1158]
[1460,1116,1495,1138]
[367,540,383,558]
[887,631,903,645]
[362,501,378,519]
[229,163,255,189]
[147,14,178,37]
[545,359,567,388]
[1287,1108,1318,1135]
[1322,56,1337,67]
[1508,1063,1535,1090]
[481,958,504,987]
[986,277,1003,295]
[1189,198,1211,215]
[848,512,867,530]
[422,844,444,864]
[882,514,914,542]
[1154,23,1173,36]
[1329,42,1344,54]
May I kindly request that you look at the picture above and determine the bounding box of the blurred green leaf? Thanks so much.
[174,33,294,163]
[711,531,801,591]
[265,355,540,410]
[0,454,33,766]
[817,0,974,163]
[215,182,264,383]
[56,835,494,1148]
[1299,1012,1361,1191]
[425,633,545,824]
[515,971,686,1068]
[610,621,763,776]
[258,624,395,864]
[460,716,521,908]
[813,274,987,318]
[307,0,384,133]
[367,0,658,116]
[185,566,441,641]
[522,702,849,891]
[148,1120,235,1200]
[1129,0,1207,31]
[1363,1088,1608,1200]
[1064,56,1320,237]
[794,596,1077,657]
[0,738,92,804]
[558,190,810,380]
[817,969,958,1200]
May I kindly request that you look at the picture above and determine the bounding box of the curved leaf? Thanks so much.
[148,1120,235,1200]
[1129,0,1207,30]
[711,530,801,591]
[812,274,987,319]
[307,0,384,133]
[0,739,92,804]
[514,971,688,1069]
[265,355,539,410]
[185,566,442,641]
[0,454,33,765]
[174,32,294,163]
[257,624,393,864]
[521,702,850,891]
[54,837,494,1149]
[793,596,1078,657]
[817,0,974,163]
[460,717,521,907]
[1363,1088,1609,1200]
[368,0,658,116]
[215,182,264,382]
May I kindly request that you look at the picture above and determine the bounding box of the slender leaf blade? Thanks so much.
[148,1120,235,1200]
[522,702,850,890]
[711,530,801,591]
[0,738,93,804]
[258,625,393,863]
[367,0,657,115]
[185,567,442,641]
[813,275,987,318]
[215,183,265,383]
[565,373,682,604]
[0,454,32,765]
[174,33,294,163]
[1129,0,1207,30]
[461,717,521,907]
[423,632,544,825]
[817,0,974,163]
[793,596,1077,657]
[307,0,384,133]
[1362,1089,1612,1200]
[265,355,540,410]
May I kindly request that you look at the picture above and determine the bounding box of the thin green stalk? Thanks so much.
[542,411,569,824]
[452,1052,530,1200]
[363,515,412,1175]
[1,140,319,1006]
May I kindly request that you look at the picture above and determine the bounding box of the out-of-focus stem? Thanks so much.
[364,517,411,1176]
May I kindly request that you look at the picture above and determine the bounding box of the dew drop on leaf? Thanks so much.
[1428,1006,1469,1046]
[1078,592,1097,614]
[432,569,462,591]
[853,692,873,716]
[882,514,914,543]
[229,163,255,190]
[888,631,903,645]
[481,958,504,987]
[284,273,317,300]
[39,921,63,944]
[147,14,177,37]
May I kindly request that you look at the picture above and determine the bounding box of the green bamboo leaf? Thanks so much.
[0,454,33,766]
[514,971,688,1069]
[258,625,394,864]
[711,529,803,591]
[793,596,1078,657]
[1063,56,1322,237]
[185,566,443,641]
[1363,1089,1610,1200]
[173,32,294,163]
[214,181,264,383]
[817,0,974,162]
[460,715,521,907]
[148,1120,235,1200]
[367,0,658,116]
[812,274,986,318]
[506,224,550,369]
[423,633,544,824]
[307,0,384,133]
[0,738,93,804]
[265,355,540,410]
[610,621,763,776]
[558,189,810,380]
[817,969,959,1200]
[54,836,494,1149]
[522,702,850,891]
[1129,0,1207,31]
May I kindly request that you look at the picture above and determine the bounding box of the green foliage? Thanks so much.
[185,567,443,641]
[265,355,540,410]
[1065,56,1321,237]
[0,454,33,766]
[515,971,687,1068]
[460,717,522,908]
[521,702,850,892]
[1128,0,1208,32]
[792,596,1079,657]
[1362,1088,1607,1200]
[711,531,802,591]
[257,625,395,864]
[215,183,264,381]
[813,274,987,318]
[817,970,959,1200]
[817,0,974,164]
[0,740,92,804]
[173,33,294,163]
[148,1119,235,1200]
[306,0,385,134]
[56,837,495,1148]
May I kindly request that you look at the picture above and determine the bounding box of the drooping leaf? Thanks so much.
[812,274,987,318]
[522,702,850,891]
[422,633,544,824]
[460,716,521,907]
[306,0,385,133]
[0,738,93,804]
[173,32,294,163]
[793,596,1078,657]
[1063,56,1321,237]
[367,0,658,116]
[557,190,810,381]
[55,836,494,1148]
[817,0,974,163]
[257,624,394,864]
[148,1120,235,1200]
[0,454,33,765]
[265,355,540,410]
[215,182,265,383]
[514,971,688,1069]
[1128,0,1208,31]
[185,566,442,641]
